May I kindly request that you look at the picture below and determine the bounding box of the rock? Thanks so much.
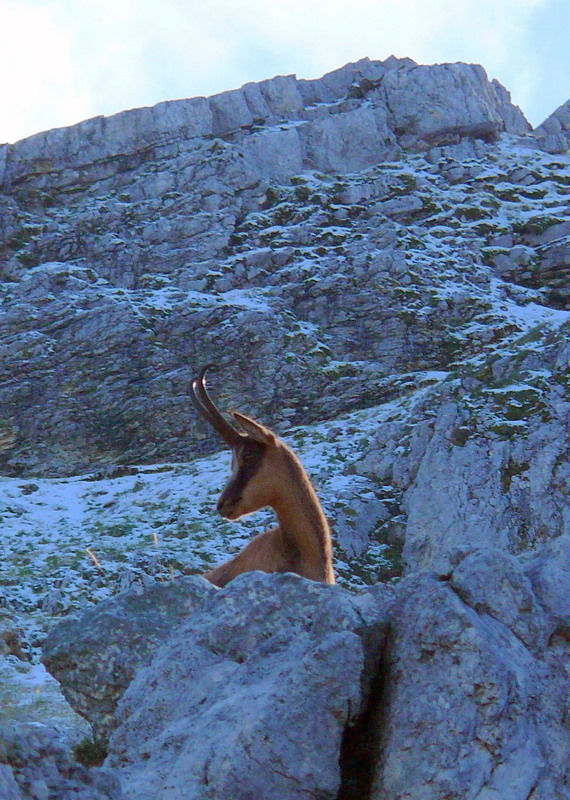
[297,57,389,105]
[42,577,215,742]
[399,378,570,575]
[0,54,547,477]
[370,569,569,800]
[523,534,570,628]
[0,723,122,799]
[522,219,570,248]
[533,98,570,152]
[491,78,532,135]
[41,561,570,799]
[374,194,425,220]
[334,479,391,554]
[43,572,393,800]
[450,548,552,649]
[378,62,530,146]
[0,764,23,800]
[299,104,397,172]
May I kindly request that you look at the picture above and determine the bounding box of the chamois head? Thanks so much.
[190,366,282,521]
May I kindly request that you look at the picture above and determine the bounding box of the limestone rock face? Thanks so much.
[0,58,527,187]
[533,98,570,153]
[0,56,536,477]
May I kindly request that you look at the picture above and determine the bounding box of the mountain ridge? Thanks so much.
[1,57,532,185]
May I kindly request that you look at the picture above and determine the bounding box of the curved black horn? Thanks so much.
[190,365,243,447]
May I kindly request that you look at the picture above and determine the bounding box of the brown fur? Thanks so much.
[203,423,335,587]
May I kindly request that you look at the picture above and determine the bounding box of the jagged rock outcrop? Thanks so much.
[0,59,527,187]
[43,572,393,800]
[41,551,570,800]
[533,98,570,153]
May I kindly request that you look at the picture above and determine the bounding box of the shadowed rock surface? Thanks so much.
[42,577,215,743]
[0,723,122,800]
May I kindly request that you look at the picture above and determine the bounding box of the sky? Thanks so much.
[0,0,568,146]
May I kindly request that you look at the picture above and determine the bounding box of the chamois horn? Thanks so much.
[190,365,243,447]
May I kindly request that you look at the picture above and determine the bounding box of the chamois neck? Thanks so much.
[272,445,334,582]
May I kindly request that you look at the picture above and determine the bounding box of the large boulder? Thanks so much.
[370,549,570,800]
[44,572,393,800]
[41,550,570,799]
[42,577,215,742]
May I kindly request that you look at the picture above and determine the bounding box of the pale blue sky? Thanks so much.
[1,0,568,145]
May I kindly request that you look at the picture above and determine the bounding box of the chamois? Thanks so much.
[190,366,335,587]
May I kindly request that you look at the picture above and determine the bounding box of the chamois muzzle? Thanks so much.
[190,365,243,448]
[216,492,242,519]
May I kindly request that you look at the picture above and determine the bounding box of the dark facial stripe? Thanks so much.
[223,441,266,504]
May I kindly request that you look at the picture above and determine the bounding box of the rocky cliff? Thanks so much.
[1,57,569,799]
[0,56,536,477]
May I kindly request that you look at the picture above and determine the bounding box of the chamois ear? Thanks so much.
[232,412,276,445]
